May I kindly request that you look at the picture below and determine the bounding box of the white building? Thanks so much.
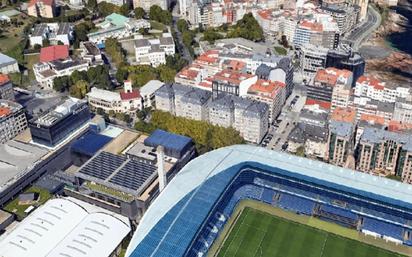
[0,197,131,257]
[140,80,164,108]
[299,43,328,80]
[87,13,151,44]
[33,58,89,89]
[354,75,410,103]
[87,81,142,114]
[134,33,175,67]
[0,53,19,74]
[29,23,73,47]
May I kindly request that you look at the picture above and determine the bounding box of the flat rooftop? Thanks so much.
[0,141,48,193]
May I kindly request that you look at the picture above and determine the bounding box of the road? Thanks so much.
[342,5,381,50]
[172,16,193,63]
[261,88,306,151]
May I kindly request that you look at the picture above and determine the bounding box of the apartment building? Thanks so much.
[88,13,151,44]
[140,80,164,108]
[247,79,285,122]
[354,75,410,103]
[0,74,14,101]
[293,19,339,49]
[155,83,269,143]
[28,0,56,18]
[393,98,412,124]
[33,58,89,89]
[29,23,72,47]
[209,95,269,143]
[133,0,169,11]
[331,72,353,110]
[299,43,328,80]
[87,81,142,114]
[0,100,27,143]
[307,68,352,110]
[328,120,355,166]
[175,64,207,89]
[79,41,104,66]
[155,83,211,121]
[211,69,257,99]
[357,128,412,177]
[134,34,175,67]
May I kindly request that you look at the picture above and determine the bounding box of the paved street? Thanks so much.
[262,87,306,151]
[342,5,381,49]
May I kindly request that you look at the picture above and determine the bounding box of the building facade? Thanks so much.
[0,100,27,143]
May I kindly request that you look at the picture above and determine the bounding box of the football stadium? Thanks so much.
[126,145,412,257]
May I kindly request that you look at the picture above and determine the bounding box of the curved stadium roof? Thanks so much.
[126,145,412,257]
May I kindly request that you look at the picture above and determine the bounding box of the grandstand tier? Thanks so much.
[126,145,412,257]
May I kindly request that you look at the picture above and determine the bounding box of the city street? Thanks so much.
[342,5,381,49]
[262,87,306,151]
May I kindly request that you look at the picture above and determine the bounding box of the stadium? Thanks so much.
[126,145,412,257]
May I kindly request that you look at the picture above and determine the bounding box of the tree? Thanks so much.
[228,13,263,42]
[149,5,172,25]
[177,19,189,32]
[120,4,131,16]
[202,28,223,43]
[87,0,97,9]
[98,2,120,17]
[53,76,71,92]
[166,54,188,71]
[115,65,129,83]
[157,65,176,83]
[70,70,88,84]
[74,21,95,48]
[87,65,112,89]
[134,7,145,19]
[69,80,89,99]
[105,38,125,67]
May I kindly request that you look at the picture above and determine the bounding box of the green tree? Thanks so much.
[69,80,89,99]
[87,65,112,89]
[87,0,97,9]
[105,38,125,67]
[98,2,120,17]
[53,76,71,92]
[166,54,188,71]
[149,5,172,25]
[157,65,176,83]
[228,13,263,42]
[70,70,88,84]
[120,4,131,16]
[177,19,189,32]
[202,28,223,43]
[74,21,95,48]
[134,7,145,19]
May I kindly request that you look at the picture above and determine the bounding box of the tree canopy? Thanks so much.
[149,5,172,25]
[105,38,125,67]
[228,13,263,42]
[134,7,145,19]
[135,110,245,153]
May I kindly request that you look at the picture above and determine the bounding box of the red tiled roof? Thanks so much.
[29,0,54,7]
[356,75,385,90]
[359,114,385,125]
[0,74,10,86]
[305,98,331,109]
[120,90,140,100]
[388,120,412,132]
[0,107,11,117]
[213,69,254,85]
[248,79,284,98]
[40,45,69,63]
[331,107,357,123]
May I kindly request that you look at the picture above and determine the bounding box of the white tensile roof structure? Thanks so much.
[0,197,131,257]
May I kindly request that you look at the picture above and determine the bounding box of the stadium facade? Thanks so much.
[126,145,412,257]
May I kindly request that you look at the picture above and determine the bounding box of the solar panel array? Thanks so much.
[79,152,126,180]
[78,151,157,192]
[109,160,157,191]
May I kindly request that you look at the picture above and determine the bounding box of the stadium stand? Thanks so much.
[125,145,412,257]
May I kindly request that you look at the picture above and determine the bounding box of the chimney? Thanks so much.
[157,146,166,192]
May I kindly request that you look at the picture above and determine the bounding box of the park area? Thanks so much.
[215,207,406,257]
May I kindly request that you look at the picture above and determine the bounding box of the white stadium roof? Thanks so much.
[0,197,131,257]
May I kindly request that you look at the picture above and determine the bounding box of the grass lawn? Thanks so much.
[0,13,34,53]
[216,208,405,257]
[25,53,39,81]
[3,186,52,220]
[274,46,287,55]
[150,20,167,31]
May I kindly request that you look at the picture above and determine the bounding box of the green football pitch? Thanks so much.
[216,208,405,257]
